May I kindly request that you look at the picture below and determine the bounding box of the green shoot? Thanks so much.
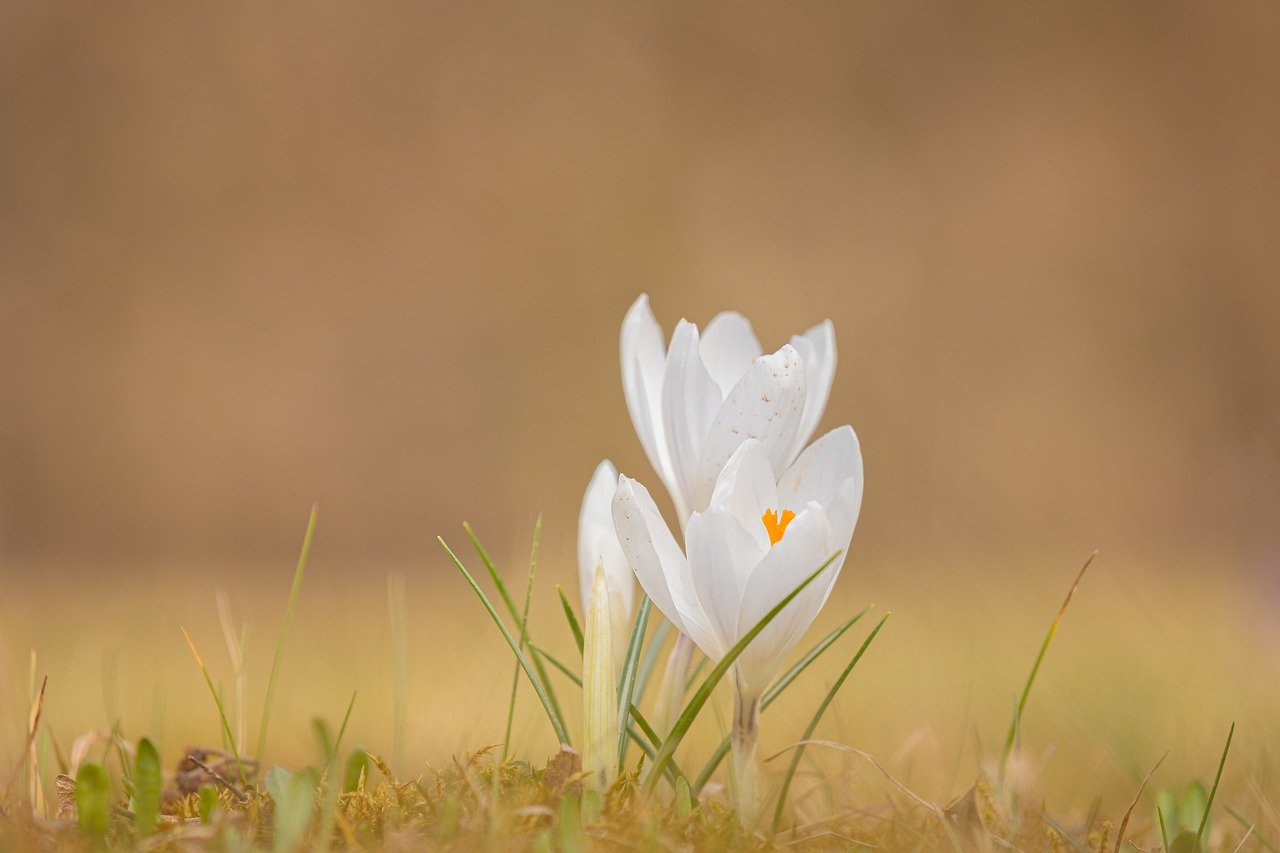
[74,761,110,845]
[772,613,889,829]
[257,504,318,764]
[268,766,319,853]
[197,784,219,824]
[132,737,162,840]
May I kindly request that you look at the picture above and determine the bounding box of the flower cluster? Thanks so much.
[575,294,864,817]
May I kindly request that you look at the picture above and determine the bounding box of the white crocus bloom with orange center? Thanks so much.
[612,428,861,700]
[620,294,837,527]
[612,429,862,819]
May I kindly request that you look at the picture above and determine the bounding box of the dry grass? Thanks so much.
[1,539,1276,849]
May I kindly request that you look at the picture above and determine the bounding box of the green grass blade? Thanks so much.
[503,517,543,762]
[256,504,318,764]
[181,627,246,783]
[1197,721,1235,849]
[771,613,889,829]
[634,619,671,702]
[529,642,582,686]
[75,761,110,845]
[313,713,346,852]
[1158,807,1172,853]
[999,552,1094,779]
[133,737,162,840]
[642,550,844,794]
[464,521,520,620]
[682,657,708,693]
[467,522,564,737]
[439,536,571,745]
[331,691,357,771]
[616,596,653,764]
[767,607,871,705]
[692,606,871,794]
[558,586,585,655]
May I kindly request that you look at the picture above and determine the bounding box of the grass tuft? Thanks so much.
[439,536,571,745]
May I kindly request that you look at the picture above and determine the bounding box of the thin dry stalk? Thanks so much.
[4,674,47,804]
[1113,751,1168,853]
[766,738,968,849]
[185,754,249,805]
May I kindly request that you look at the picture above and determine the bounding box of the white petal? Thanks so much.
[707,440,777,555]
[611,476,718,654]
[691,344,807,512]
[817,479,860,601]
[685,508,762,657]
[735,504,841,697]
[778,425,863,548]
[620,295,676,500]
[577,460,634,618]
[778,426,862,512]
[699,311,762,398]
[788,320,837,460]
[661,320,723,521]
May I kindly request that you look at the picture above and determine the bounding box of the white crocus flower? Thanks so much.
[612,428,862,819]
[578,460,636,654]
[620,294,837,528]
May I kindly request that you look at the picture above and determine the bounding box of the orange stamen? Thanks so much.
[761,508,796,546]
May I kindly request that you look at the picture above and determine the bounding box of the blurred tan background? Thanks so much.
[3,2,1279,577]
[2,4,1280,812]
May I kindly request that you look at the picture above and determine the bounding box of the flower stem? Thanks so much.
[730,688,761,825]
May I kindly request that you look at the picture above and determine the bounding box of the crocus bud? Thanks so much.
[582,564,619,790]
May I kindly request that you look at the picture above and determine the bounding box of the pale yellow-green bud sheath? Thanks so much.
[583,564,619,790]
